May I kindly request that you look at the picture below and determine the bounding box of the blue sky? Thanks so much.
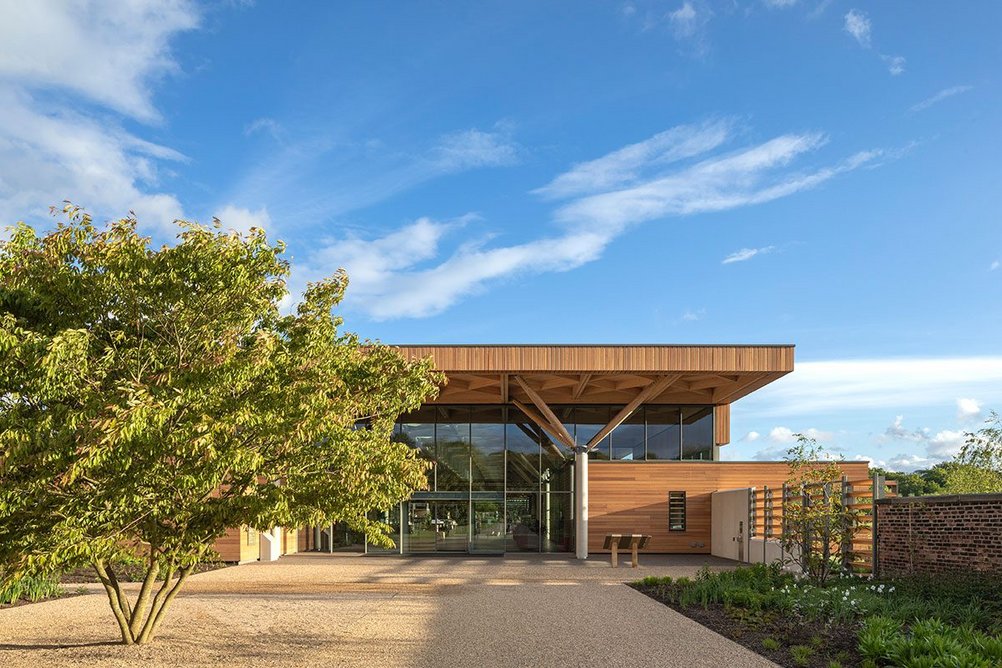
[1,1,1000,470]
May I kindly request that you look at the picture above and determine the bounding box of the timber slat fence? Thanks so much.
[748,473,897,575]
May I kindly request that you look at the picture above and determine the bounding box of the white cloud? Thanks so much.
[0,1,199,234]
[664,1,712,55]
[0,1,199,122]
[742,431,761,442]
[886,453,931,472]
[910,85,974,113]
[880,415,969,464]
[991,260,1000,271]
[957,397,982,421]
[431,128,521,172]
[722,245,775,264]
[554,135,880,234]
[681,308,706,322]
[763,0,798,7]
[742,357,1002,418]
[844,9,871,48]
[293,121,881,319]
[534,119,732,200]
[882,55,906,76]
[290,216,608,320]
[768,426,834,443]
[213,205,272,234]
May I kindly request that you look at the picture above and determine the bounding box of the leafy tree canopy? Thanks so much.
[0,206,441,643]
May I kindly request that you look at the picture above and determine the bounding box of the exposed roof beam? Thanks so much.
[500,373,509,403]
[711,373,767,404]
[512,399,575,450]
[513,375,576,448]
[585,374,683,451]
[572,372,593,399]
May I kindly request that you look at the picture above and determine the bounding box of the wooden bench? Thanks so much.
[603,534,652,568]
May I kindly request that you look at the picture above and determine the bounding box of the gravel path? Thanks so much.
[0,553,776,667]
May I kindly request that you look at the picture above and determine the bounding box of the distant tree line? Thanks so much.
[872,412,1002,496]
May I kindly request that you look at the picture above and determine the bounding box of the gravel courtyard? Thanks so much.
[0,553,776,667]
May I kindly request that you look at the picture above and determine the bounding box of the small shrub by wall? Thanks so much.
[877,494,1002,577]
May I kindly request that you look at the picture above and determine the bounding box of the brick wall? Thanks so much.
[876,494,1002,577]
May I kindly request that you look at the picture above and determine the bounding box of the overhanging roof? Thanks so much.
[394,344,794,406]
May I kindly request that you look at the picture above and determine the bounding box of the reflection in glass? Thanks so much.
[471,500,505,553]
[506,410,539,491]
[612,407,646,460]
[435,406,470,491]
[470,406,504,491]
[647,406,681,460]
[541,433,573,492]
[395,406,436,488]
[540,493,573,552]
[505,493,539,552]
[682,407,714,460]
[366,505,401,554]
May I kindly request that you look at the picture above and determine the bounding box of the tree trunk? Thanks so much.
[92,559,192,646]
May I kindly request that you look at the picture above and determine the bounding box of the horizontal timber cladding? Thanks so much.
[587,461,870,554]
[394,344,794,373]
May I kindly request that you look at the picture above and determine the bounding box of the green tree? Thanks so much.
[943,412,1002,494]
[780,436,859,585]
[0,206,441,645]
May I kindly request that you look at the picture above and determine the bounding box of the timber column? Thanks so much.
[574,446,588,560]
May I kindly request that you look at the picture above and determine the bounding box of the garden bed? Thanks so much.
[631,564,1002,668]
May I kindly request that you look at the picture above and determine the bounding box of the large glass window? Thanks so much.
[435,406,470,491]
[576,406,611,460]
[646,406,681,460]
[505,493,539,552]
[506,410,540,491]
[682,407,713,460]
[395,406,437,487]
[540,493,573,552]
[470,406,505,491]
[612,407,646,461]
[471,500,505,553]
[541,433,573,492]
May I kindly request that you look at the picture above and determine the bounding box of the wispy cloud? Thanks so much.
[681,308,706,322]
[738,357,1002,418]
[664,1,713,56]
[910,85,974,113]
[768,426,834,443]
[882,54,906,76]
[763,0,798,8]
[244,117,284,140]
[534,119,732,200]
[430,128,522,172]
[0,1,199,233]
[843,9,871,47]
[722,245,776,264]
[991,260,1000,271]
[298,120,881,319]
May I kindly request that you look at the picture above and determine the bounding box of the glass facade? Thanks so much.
[369,403,714,554]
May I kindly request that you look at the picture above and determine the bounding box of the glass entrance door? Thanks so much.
[404,500,470,553]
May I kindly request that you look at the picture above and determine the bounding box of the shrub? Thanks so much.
[789,644,815,666]
[761,636,781,651]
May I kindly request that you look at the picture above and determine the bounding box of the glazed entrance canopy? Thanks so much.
[393,344,794,451]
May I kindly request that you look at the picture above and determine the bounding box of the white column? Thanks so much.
[574,447,589,560]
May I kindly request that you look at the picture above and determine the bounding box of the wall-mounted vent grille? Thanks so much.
[668,491,686,532]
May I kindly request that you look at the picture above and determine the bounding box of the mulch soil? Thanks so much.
[60,561,228,584]
[631,583,864,668]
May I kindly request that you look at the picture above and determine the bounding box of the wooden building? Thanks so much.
[215,344,868,561]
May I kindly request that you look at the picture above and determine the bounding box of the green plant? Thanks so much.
[761,636,781,651]
[780,436,861,586]
[826,661,843,668]
[789,644,815,666]
[0,207,442,644]
[0,572,63,605]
